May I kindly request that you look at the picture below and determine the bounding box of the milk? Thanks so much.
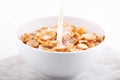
[57,0,64,46]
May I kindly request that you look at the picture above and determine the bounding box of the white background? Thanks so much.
[0,0,120,60]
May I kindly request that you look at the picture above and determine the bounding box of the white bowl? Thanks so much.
[17,16,106,80]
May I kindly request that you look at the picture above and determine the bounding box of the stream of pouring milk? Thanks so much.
[57,0,64,46]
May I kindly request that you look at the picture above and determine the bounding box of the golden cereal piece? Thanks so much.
[87,41,95,48]
[77,27,86,35]
[36,29,56,41]
[52,45,67,52]
[66,44,80,52]
[26,39,39,48]
[63,32,80,46]
[41,40,59,48]
[20,33,35,43]
[100,35,105,42]
[81,33,97,40]
[71,25,76,32]
[76,43,88,50]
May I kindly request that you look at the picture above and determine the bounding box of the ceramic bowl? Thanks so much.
[17,16,106,80]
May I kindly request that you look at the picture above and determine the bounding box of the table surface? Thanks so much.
[0,46,120,80]
[0,0,120,60]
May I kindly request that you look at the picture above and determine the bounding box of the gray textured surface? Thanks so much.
[0,55,46,80]
[0,47,120,80]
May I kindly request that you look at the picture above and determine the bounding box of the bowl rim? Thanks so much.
[17,16,107,54]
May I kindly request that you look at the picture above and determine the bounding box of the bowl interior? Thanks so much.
[17,16,105,38]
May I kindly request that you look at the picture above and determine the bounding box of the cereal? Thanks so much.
[100,35,105,42]
[41,40,59,48]
[19,23,105,52]
[26,39,39,48]
[81,33,97,40]
[77,27,86,35]
[76,43,88,50]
